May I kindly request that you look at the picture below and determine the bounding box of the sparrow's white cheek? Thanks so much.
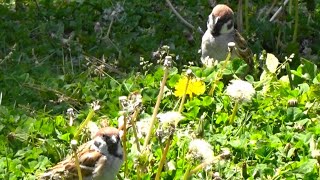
[220,20,234,34]
[207,15,215,30]
[94,137,108,153]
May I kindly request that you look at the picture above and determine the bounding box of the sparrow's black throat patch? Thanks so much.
[107,136,123,159]
[211,14,234,37]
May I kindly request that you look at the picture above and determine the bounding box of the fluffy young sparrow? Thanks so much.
[40,127,123,180]
[201,4,253,71]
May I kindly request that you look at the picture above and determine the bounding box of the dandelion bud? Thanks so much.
[67,108,75,126]
[164,56,172,67]
[213,172,222,180]
[71,139,78,150]
[228,42,236,52]
[119,96,128,109]
[220,148,231,159]
[90,101,101,111]
[287,99,298,107]
[186,69,192,76]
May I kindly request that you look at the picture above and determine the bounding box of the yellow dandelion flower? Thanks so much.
[189,78,206,96]
[174,76,205,98]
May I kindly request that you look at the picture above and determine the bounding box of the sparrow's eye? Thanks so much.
[104,134,118,144]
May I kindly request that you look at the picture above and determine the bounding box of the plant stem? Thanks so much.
[189,162,208,176]
[229,100,240,124]
[285,63,294,90]
[155,133,173,180]
[178,76,190,113]
[131,108,141,152]
[209,50,232,96]
[122,114,128,178]
[245,0,249,33]
[74,109,95,139]
[142,66,169,150]
[292,0,299,43]
[72,149,82,180]
[183,164,192,180]
[237,0,243,33]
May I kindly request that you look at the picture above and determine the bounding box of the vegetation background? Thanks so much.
[0,0,320,179]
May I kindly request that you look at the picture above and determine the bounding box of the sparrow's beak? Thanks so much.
[211,16,220,36]
[214,16,220,24]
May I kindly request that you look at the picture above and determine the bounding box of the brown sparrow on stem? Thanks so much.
[40,127,123,180]
[201,4,253,71]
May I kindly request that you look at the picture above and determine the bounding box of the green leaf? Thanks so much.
[216,112,228,124]
[201,96,214,106]
[266,53,279,73]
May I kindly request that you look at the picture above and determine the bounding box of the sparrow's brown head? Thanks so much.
[208,4,235,36]
[95,127,123,159]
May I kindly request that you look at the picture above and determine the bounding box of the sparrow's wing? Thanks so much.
[40,141,106,180]
[234,29,254,71]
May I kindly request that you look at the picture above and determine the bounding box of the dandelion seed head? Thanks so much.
[136,117,151,138]
[225,80,255,102]
[157,111,184,126]
[187,139,214,164]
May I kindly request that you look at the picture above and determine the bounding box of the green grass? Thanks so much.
[0,0,320,179]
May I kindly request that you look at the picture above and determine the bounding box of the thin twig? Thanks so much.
[270,0,289,22]
[165,0,204,34]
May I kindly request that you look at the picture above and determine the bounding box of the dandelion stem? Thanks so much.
[178,76,190,113]
[73,150,82,180]
[209,50,232,96]
[142,66,169,151]
[229,100,240,124]
[155,133,174,180]
[131,108,141,152]
[189,162,209,176]
[74,109,95,139]
[122,114,128,178]
[183,165,192,180]
[71,141,82,180]
[285,63,294,90]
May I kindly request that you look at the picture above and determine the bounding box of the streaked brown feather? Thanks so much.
[234,29,254,71]
[40,141,105,179]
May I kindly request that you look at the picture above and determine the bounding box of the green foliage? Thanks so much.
[0,0,320,179]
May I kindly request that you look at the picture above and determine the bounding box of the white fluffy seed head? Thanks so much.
[225,80,255,103]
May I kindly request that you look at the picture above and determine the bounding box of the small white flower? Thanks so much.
[225,80,255,103]
[91,100,101,111]
[188,139,214,164]
[157,111,184,126]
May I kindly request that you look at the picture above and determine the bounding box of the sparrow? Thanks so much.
[201,4,253,71]
[40,127,123,180]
